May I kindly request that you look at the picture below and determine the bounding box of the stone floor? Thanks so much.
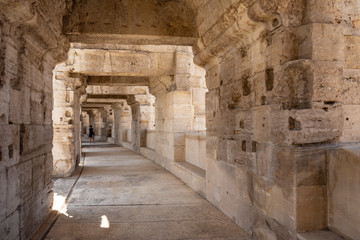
[46,142,250,240]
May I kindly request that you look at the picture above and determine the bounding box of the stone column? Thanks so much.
[126,94,155,152]
[111,103,132,145]
[52,73,86,177]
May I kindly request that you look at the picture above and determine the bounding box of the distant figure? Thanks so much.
[89,125,95,143]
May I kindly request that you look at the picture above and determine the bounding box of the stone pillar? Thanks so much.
[111,103,132,145]
[126,94,155,152]
[52,73,86,177]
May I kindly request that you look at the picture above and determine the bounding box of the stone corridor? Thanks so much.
[2,1,360,239]
[46,142,250,240]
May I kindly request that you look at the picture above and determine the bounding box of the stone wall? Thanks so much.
[185,133,206,170]
[0,1,69,238]
[193,0,360,238]
[328,146,360,240]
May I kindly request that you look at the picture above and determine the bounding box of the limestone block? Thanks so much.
[303,0,335,24]
[312,61,342,102]
[205,89,220,114]
[176,51,192,74]
[20,125,53,157]
[192,88,206,105]
[30,89,46,124]
[193,116,206,131]
[345,35,360,69]
[296,185,327,232]
[173,104,192,119]
[0,168,6,222]
[294,147,327,187]
[253,175,296,230]
[172,91,192,105]
[0,124,20,167]
[206,136,218,160]
[311,24,344,62]
[173,118,192,132]
[288,105,342,145]
[32,155,45,195]
[185,133,206,169]
[340,105,360,142]
[174,145,185,162]
[196,0,228,36]
[71,49,153,76]
[6,164,20,216]
[220,57,235,86]
[9,86,30,125]
[0,84,9,125]
[328,147,360,240]
[278,60,312,110]
[341,69,360,104]
[206,65,220,91]
[18,160,32,203]
[0,210,19,240]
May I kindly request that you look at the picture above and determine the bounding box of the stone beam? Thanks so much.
[68,33,196,46]
[68,48,157,76]
[86,85,149,95]
[87,94,128,99]
[87,76,149,86]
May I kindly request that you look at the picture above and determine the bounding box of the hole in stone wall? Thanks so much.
[346,117,349,121]
[8,144,13,158]
[20,124,25,155]
[242,76,251,96]
[289,117,301,131]
[261,96,266,105]
[265,68,274,91]
[272,18,279,28]
[0,148,2,161]
[60,117,63,121]
[242,141,246,152]
[68,119,73,124]
[240,120,245,129]
[252,142,257,152]
[65,110,71,117]
[324,101,337,105]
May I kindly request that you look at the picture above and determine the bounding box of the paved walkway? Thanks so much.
[46,143,250,240]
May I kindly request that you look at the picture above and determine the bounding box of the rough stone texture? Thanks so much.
[0,1,69,239]
[328,146,360,240]
[52,72,86,177]
[2,0,360,239]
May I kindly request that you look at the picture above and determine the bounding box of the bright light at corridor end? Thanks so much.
[100,215,110,228]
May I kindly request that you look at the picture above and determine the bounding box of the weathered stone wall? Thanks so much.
[185,133,206,170]
[52,72,85,177]
[328,146,360,240]
[0,1,69,238]
[193,0,360,238]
